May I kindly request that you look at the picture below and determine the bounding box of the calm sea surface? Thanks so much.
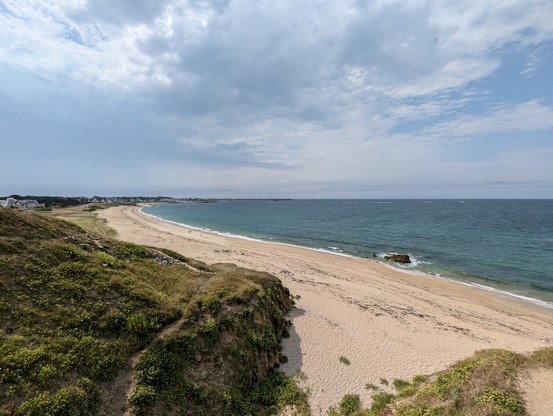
[143,200,553,306]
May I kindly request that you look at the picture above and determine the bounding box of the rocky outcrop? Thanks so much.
[384,253,411,264]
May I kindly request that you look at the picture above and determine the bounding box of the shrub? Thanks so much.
[57,244,84,261]
[339,356,351,365]
[339,394,362,415]
[17,383,97,416]
[252,370,309,413]
[99,311,126,333]
[96,252,121,268]
[396,385,417,398]
[129,385,157,411]
[395,403,445,416]
[530,347,553,367]
[199,293,222,315]
[412,374,429,386]
[197,318,219,340]
[126,313,150,335]
[370,392,394,414]
[114,242,150,259]
[474,388,524,415]
[393,378,412,391]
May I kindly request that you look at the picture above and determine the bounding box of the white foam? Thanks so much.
[312,248,352,257]
[378,260,553,310]
[375,252,431,268]
[458,281,553,310]
[139,208,354,258]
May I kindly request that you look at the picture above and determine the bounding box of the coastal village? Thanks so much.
[0,197,42,209]
[0,195,196,209]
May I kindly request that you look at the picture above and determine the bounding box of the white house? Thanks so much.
[2,197,18,208]
[17,200,40,209]
[0,198,42,209]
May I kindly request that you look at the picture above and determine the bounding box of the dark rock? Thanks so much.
[384,253,411,264]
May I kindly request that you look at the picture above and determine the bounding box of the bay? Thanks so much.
[143,199,553,306]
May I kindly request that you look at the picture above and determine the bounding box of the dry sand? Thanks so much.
[99,205,553,415]
[519,368,553,416]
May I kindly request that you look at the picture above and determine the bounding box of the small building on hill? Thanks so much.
[0,198,43,209]
[2,197,18,208]
[17,200,40,209]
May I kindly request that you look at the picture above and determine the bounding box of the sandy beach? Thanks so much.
[99,205,553,415]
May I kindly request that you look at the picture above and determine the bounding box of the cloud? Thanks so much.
[4,0,553,100]
[423,100,553,137]
[1,0,553,197]
[339,0,553,97]
[0,0,166,86]
[69,0,169,24]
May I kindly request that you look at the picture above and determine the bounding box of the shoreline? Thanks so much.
[99,205,553,415]
[139,205,553,311]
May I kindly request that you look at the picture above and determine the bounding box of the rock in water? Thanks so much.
[384,254,411,264]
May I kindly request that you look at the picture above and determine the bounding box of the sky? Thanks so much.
[1,0,553,198]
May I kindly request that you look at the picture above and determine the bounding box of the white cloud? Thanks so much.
[0,0,166,87]
[431,148,553,187]
[2,0,553,98]
[424,100,553,137]
[1,0,553,196]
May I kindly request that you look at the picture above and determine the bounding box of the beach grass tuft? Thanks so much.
[339,356,351,365]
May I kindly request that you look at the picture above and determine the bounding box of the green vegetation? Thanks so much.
[365,383,378,391]
[328,394,363,416]
[339,356,351,365]
[328,347,553,416]
[45,205,117,238]
[327,392,395,416]
[0,209,309,415]
[129,267,302,416]
[369,392,395,414]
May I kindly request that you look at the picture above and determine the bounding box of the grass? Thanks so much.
[339,356,351,365]
[328,347,553,416]
[0,208,309,415]
[365,383,379,391]
[129,267,302,415]
[42,204,117,239]
[328,394,363,416]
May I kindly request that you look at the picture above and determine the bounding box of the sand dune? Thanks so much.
[99,205,553,415]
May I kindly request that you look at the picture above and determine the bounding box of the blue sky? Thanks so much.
[1,0,552,198]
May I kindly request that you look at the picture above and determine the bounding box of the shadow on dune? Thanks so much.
[281,306,305,376]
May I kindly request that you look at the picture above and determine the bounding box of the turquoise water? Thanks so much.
[143,200,553,306]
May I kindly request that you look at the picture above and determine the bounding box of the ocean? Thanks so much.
[143,200,553,307]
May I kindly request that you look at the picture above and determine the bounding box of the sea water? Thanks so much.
[143,200,553,307]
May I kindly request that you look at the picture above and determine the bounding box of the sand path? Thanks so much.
[99,205,553,415]
[520,368,553,416]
